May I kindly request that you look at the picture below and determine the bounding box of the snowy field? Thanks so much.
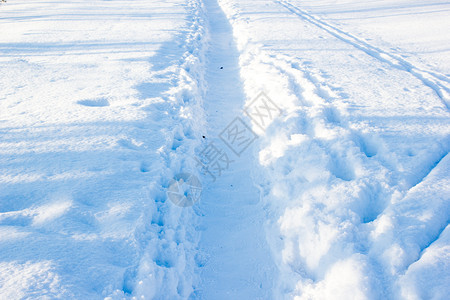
[0,0,449,299]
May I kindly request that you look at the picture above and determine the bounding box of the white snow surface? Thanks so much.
[0,0,449,299]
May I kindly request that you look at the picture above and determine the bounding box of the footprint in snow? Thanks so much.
[77,98,110,107]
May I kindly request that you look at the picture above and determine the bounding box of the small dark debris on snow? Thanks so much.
[220,66,223,69]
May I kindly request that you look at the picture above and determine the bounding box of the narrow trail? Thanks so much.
[194,0,276,298]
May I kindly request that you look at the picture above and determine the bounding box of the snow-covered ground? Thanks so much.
[0,0,207,298]
[0,0,449,299]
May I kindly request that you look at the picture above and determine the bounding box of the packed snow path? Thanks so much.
[194,0,276,298]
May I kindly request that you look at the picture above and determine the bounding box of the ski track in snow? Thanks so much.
[277,0,450,110]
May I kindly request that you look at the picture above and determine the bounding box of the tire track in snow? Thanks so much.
[276,0,450,110]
